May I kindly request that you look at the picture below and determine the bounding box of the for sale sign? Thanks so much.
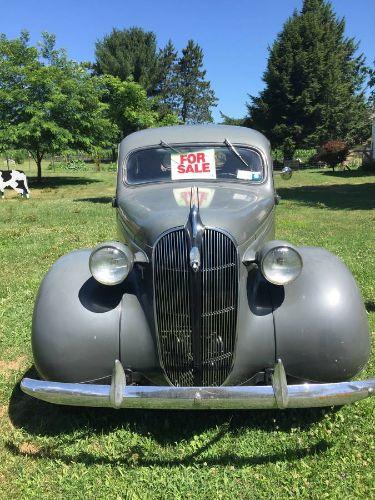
[171,149,216,181]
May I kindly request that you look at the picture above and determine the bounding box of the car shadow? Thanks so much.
[7,367,336,467]
[278,183,375,210]
[28,176,101,189]
[4,436,330,468]
[8,371,334,466]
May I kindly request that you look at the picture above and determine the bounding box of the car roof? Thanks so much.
[119,125,270,158]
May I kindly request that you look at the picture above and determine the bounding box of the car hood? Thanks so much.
[117,182,274,247]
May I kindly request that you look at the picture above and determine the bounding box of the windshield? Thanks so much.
[124,145,264,185]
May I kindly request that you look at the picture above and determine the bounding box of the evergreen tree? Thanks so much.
[219,112,245,126]
[153,40,178,116]
[173,40,217,123]
[246,0,369,156]
[369,59,375,107]
[94,27,159,94]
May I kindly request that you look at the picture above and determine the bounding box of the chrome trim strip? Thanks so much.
[21,361,375,410]
[185,191,205,385]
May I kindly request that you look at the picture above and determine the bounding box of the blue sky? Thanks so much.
[1,0,374,121]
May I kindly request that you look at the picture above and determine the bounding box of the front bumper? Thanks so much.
[21,360,375,410]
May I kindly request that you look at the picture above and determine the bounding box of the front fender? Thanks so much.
[32,250,122,382]
[33,249,162,384]
[272,247,370,382]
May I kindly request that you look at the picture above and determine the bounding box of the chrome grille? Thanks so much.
[154,227,238,387]
[154,229,194,386]
[201,229,238,386]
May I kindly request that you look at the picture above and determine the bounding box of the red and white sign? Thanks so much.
[171,149,216,180]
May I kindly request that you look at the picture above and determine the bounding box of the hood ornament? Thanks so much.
[186,186,204,272]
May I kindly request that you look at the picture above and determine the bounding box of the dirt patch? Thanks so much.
[18,442,41,456]
[0,405,7,419]
[0,356,27,377]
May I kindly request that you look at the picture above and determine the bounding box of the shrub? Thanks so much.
[66,160,87,170]
[2,149,28,165]
[272,148,284,167]
[318,140,349,171]
[293,149,317,165]
[12,149,28,164]
[48,160,88,171]
[101,162,117,172]
[272,148,318,167]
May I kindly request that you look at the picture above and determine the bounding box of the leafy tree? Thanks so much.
[0,32,117,179]
[102,74,178,141]
[172,40,217,123]
[94,27,159,94]
[246,0,369,156]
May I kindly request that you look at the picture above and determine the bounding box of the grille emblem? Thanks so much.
[189,246,200,272]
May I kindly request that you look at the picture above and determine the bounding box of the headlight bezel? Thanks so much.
[258,241,303,286]
[89,241,134,286]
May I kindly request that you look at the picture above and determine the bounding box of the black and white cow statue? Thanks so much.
[0,170,30,199]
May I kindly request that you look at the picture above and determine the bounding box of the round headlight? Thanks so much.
[89,242,133,285]
[261,244,302,285]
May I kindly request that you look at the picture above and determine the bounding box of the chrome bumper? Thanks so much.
[21,360,375,410]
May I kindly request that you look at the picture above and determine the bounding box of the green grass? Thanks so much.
[0,165,374,499]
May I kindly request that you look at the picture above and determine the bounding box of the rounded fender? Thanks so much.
[32,249,122,382]
[272,247,370,382]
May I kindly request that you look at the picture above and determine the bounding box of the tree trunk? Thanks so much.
[37,158,42,180]
[111,147,117,163]
[181,101,188,123]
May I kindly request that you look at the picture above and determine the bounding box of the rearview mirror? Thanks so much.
[280,166,292,180]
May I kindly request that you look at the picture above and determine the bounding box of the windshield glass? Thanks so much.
[125,145,264,185]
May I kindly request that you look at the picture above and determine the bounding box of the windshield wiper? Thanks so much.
[224,138,249,168]
[159,140,182,154]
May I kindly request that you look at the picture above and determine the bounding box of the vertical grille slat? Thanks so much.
[154,227,238,387]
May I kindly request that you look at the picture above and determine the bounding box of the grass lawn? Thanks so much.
[0,165,374,498]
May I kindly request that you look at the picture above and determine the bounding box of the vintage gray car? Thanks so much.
[21,125,374,410]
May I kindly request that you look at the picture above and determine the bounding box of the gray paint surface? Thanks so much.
[273,248,370,382]
[118,125,271,160]
[32,250,121,382]
[117,181,274,248]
